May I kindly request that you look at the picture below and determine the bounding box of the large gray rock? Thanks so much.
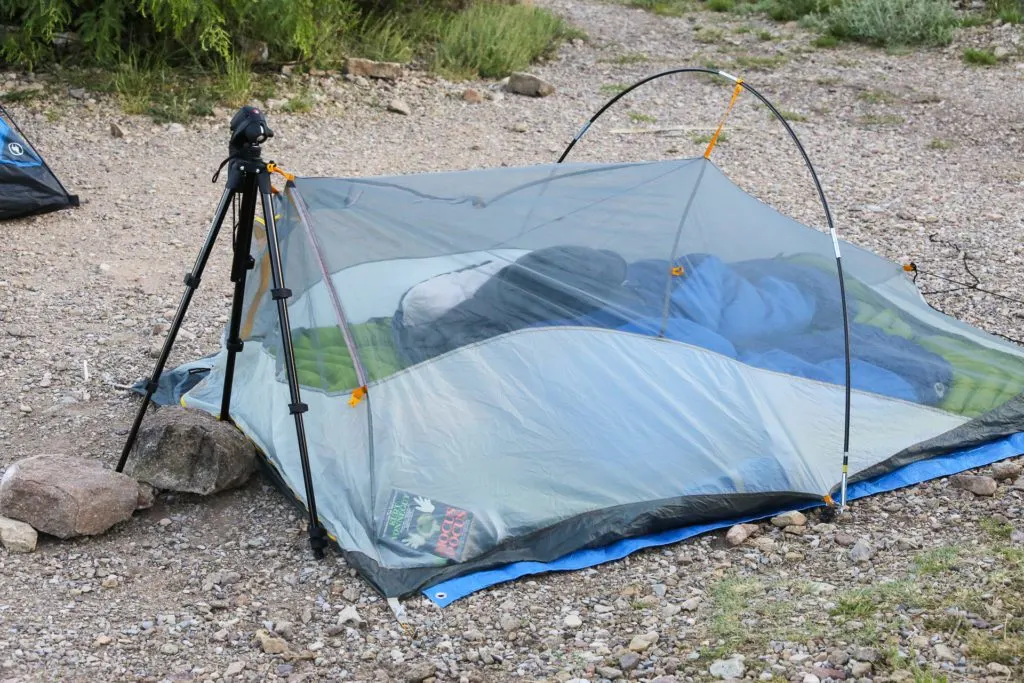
[127,406,257,495]
[0,455,138,538]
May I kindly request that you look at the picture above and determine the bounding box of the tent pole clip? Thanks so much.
[226,339,244,353]
[289,401,308,415]
[183,273,201,288]
[271,287,292,300]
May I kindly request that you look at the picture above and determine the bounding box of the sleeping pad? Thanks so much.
[289,319,402,392]
[919,334,1024,416]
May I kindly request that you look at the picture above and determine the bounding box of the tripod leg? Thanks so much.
[116,187,236,472]
[219,171,260,421]
[257,174,327,558]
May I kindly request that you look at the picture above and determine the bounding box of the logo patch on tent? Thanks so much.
[7,142,24,156]
[380,489,475,562]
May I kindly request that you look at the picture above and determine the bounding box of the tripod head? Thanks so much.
[229,105,273,159]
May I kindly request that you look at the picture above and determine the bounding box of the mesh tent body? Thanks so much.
[173,156,1024,601]
[0,105,78,221]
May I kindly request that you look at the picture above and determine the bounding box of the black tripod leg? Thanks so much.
[257,174,328,558]
[116,187,236,472]
[219,170,260,421]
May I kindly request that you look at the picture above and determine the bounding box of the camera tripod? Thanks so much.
[115,106,328,557]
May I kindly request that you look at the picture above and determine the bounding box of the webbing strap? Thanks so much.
[704,79,744,159]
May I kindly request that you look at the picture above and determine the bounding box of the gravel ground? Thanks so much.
[2,1,1024,681]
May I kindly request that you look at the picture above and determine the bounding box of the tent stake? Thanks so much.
[116,106,328,559]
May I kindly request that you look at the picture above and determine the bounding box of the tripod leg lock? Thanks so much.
[144,379,159,394]
[227,339,244,353]
[289,401,308,415]
[271,287,292,301]
[183,273,201,288]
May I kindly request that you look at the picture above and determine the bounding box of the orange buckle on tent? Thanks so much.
[349,386,367,407]
[671,265,685,277]
[903,262,917,273]
[267,163,295,182]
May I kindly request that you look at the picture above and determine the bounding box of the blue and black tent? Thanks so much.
[0,103,78,221]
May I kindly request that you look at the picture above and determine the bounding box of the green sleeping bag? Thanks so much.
[281,319,404,393]
[919,334,1024,417]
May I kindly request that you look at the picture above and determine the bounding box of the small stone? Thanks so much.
[771,511,807,527]
[168,122,185,134]
[598,667,624,680]
[18,404,32,414]
[511,122,529,133]
[500,615,519,632]
[949,474,997,496]
[160,643,179,654]
[1012,475,1024,491]
[803,675,820,683]
[628,631,659,652]
[273,620,294,640]
[387,99,411,116]
[101,575,118,589]
[338,605,364,626]
[342,586,360,602]
[344,57,402,80]
[110,122,125,138]
[1011,529,1024,545]
[462,88,484,104]
[0,516,37,552]
[850,661,872,676]
[785,551,805,561]
[506,72,555,97]
[405,662,436,683]
[277,664,294,676]
[39,372,52,388]
[854,647,879,663]
[136,482,156,510]
[563,614,583,628]
[784,525,807,536]
[255,629,289,654]
[991,461,1022,481]
[300,607,312,624]
[934,643,958,662]
[93,635,112,647]
[849,539,875,563]
[213,629,229,641]
[681,597,701,611]
[224,661,245,677]
[726,523,758,545]
[709,655,745,680]
[807,581,836,595]
[987,662,1012,676]
[619,652,640,671]
[834,532,857,547]
[994,46,1010,59]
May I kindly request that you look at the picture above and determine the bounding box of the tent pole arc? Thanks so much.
[557,67,854,510]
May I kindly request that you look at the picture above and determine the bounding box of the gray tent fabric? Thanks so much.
[174,156,1024,598]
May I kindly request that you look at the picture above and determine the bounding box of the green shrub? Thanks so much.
[990,0,1023,23]
[430,2,575,79]
[765,0,836,21]
[826,0,957,47]
[962,47,998,65]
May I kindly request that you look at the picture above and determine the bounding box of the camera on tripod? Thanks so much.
[229,105,273,158]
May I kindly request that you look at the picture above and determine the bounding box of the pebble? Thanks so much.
[709,655,745,680]
[563,614,583,628]
[619,652,640,671]
[990,461,1022,480]
[160,643,179,654]
[949,474,998,496]
[628,631,659,652]
[849,538,875,563]
[387,99,411,116]
[726,523,758,545]
[772,510,807,527]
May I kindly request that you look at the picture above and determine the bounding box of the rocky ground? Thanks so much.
[2,0,1024,681]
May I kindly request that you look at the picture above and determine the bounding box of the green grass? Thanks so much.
[981,517,1014,540]
[621,0,696,16]
[708,578,764,647]
[607,51,650,64]
[816,76,841,85]
[600,83,630,95]
[962,48,998,66]
[827,0,957,47]
[928,138,952,150]
[1,88,41,103]
[857,113,905,125]
[694,26,726,43]
[628,111,657,123]
[857,88,897,104]
[431,3,580,79]
[990,0,1024,24]
[707,0,736,11]
[778,109,808,121]
[757,29,778,41]
[913,545,960,575]
[283,91,314,113]
[812,34,840,48]
[691,130,730,144]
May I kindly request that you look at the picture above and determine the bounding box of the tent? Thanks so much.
[0,103,79,221]
[146,71,1024,606]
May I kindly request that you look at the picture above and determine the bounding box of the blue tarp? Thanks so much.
[422,431,1024,607]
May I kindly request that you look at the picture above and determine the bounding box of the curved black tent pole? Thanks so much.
[559,67,854,511]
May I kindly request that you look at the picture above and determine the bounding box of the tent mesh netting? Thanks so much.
[177,155,1024,598]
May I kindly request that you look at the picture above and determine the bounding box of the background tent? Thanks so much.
[163,155,1024,603]
[0,103,78,221]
